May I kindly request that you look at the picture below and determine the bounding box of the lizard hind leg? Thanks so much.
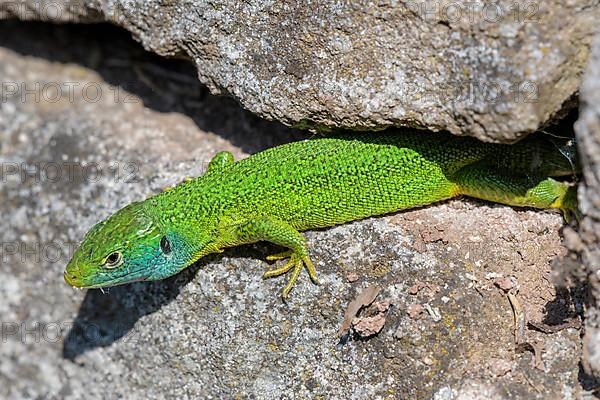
[452,162,579,221]
[552,184,580,222]
[207,151,235,174]
[163,151,235,193]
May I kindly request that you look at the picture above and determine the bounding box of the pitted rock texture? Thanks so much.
[0,22,589,399]
[574,34,600,379]
[1,0,598,142]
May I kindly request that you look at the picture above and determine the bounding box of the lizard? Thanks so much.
[64,130,579,298]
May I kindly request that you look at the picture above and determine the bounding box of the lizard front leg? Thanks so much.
[216,215,318,299]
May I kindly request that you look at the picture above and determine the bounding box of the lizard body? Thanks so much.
[65,131,578,297]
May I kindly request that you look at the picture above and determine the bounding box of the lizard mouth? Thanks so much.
[64,264,151,289]
[63,270,80,287]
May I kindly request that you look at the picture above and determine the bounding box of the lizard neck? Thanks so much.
[140,180,222,276]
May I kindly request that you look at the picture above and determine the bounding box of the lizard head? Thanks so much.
[64,201,191,289]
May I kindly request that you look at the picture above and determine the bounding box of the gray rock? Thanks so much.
[0,0,101,22]
[573,34,600,379]
[0,22,586,399]
[1,0,598,142]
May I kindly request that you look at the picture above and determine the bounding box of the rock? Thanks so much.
[573,33,600,379]
[1,0,599,142]
[352,312,387,337]
[0,0,101,22]
[487,358,513,377]
[346,271,359,283]
[351,300,392,337]
[407,303,425,319]
[0,21,585,399]
[494,276,518,292]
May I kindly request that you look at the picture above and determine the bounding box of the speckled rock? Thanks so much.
[0,0,598,142]
[572,34,600,379]
[0,23,588,399]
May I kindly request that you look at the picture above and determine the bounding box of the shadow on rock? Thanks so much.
[61,243,269,360]
[540,287,582,326]
[62,262,202,360]
[578,364,600,393]
[0,20,308,153]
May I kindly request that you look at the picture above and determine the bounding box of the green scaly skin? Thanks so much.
[64,131,579,298]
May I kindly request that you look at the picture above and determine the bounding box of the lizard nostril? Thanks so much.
[64,270,78,284]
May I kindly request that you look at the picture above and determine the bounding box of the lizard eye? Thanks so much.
[104,251,123,268]
[160,236,171,255]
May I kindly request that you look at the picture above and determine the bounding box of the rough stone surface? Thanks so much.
[0,22,590,399]
[1,1,598,142]
[0,0,100,22]
[573,34,600,379]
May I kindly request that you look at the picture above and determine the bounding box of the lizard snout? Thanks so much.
[64,270,79,286]
[64,263,82,287]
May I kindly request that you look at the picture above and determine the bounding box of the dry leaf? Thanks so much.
[338,285,381,336]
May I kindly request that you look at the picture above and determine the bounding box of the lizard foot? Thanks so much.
[264,251,318,299]
[558,185,581,223]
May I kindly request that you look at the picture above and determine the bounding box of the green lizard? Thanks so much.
[64,131,578,298]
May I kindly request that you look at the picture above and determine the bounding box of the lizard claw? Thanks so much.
[263,251,318,299]
[265,250,293,261]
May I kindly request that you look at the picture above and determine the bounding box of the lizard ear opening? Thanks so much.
[160,235,171,255]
